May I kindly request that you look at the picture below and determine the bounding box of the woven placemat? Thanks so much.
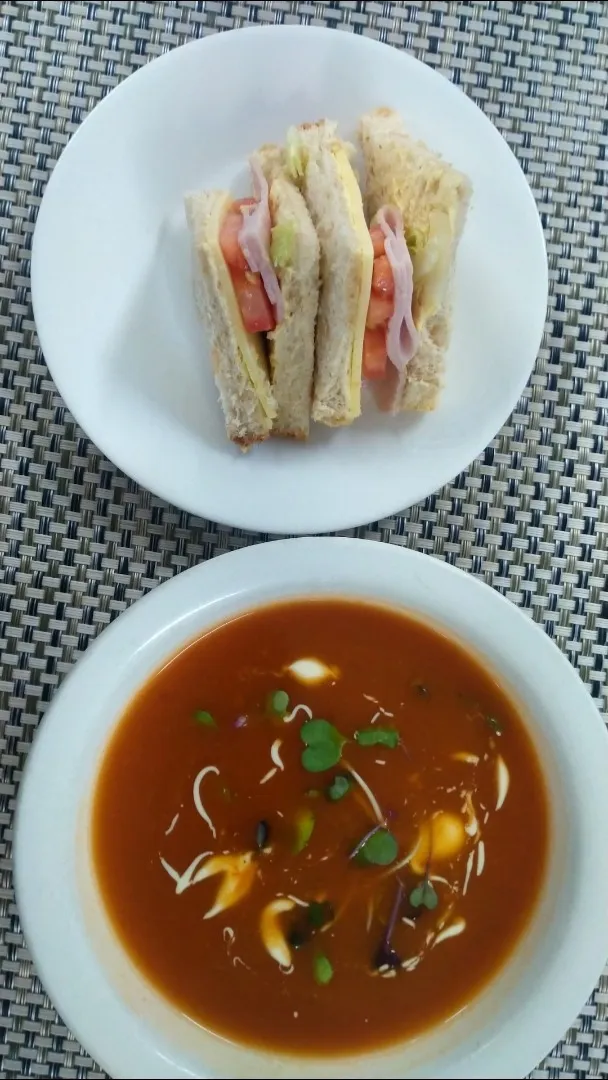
[1,1,606,1076]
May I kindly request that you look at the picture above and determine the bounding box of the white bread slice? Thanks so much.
[184,190,276,448]
[258,146,320,439]
[294,121,373,426]
[359,108,471,412]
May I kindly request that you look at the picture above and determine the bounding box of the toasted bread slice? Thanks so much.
[184,190,277,448]
[292,121,373,426]
[258,146,320,439]
[359,108,470,412]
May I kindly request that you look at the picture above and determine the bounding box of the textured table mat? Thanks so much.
[1,1,607,1076]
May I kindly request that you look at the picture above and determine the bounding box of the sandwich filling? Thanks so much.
[219,157,285,336]
[363,206,418,382]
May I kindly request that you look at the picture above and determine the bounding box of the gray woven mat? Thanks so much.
[1,1,607,1076]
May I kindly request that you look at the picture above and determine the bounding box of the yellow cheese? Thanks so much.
[209,198,276,421]
[332,147,374,421]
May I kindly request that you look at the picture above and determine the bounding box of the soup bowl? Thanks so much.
[14,538,608,1080]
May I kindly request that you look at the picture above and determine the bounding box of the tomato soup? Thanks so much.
[92,599,549,1055]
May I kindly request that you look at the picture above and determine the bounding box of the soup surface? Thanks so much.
[92,599,548,1055]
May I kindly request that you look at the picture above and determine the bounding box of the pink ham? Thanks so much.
[238,156,284,324]
[375,206,418,371]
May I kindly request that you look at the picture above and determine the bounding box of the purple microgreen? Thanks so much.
[287,925,310,950]
[255,820,270,849]
[307,900,334,930]
[409,878,438,911]
[373,880,404,970]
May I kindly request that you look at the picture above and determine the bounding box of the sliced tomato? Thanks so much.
[371,255,394,297]
[362,328,388,381]
[219,209,249,271]
[232,271,276,334]
[366,293,393,329]
[370,224,385,258]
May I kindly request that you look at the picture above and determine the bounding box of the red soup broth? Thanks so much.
[92,599,549,1056]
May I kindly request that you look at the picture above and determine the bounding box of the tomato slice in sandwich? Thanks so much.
[232,271,276,334]
[362,328,388,380]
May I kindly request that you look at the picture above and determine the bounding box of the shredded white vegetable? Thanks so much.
[462,849,475,895]
[345,761,384,824]
[260,767,277,785]
[270,739,284,770]
[159,855,180,884]
[164,812,179,836]
[476,839,486,877]
[193,765,219,838]
[496,756,510,810]
[433,918,466,947]
[282,703,313,724]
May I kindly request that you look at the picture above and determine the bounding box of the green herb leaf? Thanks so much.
[355,727,399,749]
[357,829,398,867]
[293,807,315,853]
[302,742,342,773]
[194,710,216,728]
[307,900,334,930]
[313,953,334,985]
[269,689,290,717]
[485,715,503,736]
[327,774,351,801]
[409,879,438,910]
[301,719,343,747]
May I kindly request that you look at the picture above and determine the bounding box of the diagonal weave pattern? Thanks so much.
[0,1,607,1076]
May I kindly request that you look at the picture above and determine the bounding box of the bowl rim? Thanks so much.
[14,537,608,1080]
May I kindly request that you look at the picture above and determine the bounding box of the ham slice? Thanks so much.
[238,156,284,324]
[375,206,418,371]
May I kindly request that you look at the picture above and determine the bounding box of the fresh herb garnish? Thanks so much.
[374,881,404,971]
[269,689,290,717]
[355,727,399,749]
[355,828,398,867]
[326,773,351,801]
[194,710,216,728]
[300,719,345,773]
[409,878,438,911]
[293,807,315,853]
[307,900,334,930]
[255,820,270,849]
[301,719,343,746]
[485,714,503,735]
[313,953,334,985]
[302,743,342,772]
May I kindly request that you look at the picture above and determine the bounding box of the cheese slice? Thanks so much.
[332,147,374,421]
[208,197,276,421]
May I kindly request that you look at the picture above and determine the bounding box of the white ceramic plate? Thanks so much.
[32,24,547,535]
[14,538,608,1080]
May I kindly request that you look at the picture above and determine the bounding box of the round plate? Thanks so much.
[32,26,547,535]
[14,539,608,1080]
